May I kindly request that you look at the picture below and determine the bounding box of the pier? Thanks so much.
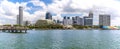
[1,26,28,33]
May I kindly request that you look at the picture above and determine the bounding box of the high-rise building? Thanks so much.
[77,16,83,25]
[63,16,72,25]
[84,17,93,26]
[17,6,23,25]
[83,12,93,26]
[72,16,83,25]
[72,17,76,25]
[99,14,111,26]
[45,12,52,20]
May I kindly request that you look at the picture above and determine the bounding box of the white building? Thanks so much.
[63,16,73,25]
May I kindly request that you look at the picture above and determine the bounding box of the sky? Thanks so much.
[0,0,120,26]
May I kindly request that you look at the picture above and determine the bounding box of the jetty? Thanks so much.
[1,26,28,33]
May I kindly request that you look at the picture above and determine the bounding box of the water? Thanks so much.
[0,30,120,49]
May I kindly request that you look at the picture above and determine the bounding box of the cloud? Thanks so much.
[0,0,19,24]
[0,0,120,26]
[0,0,46,24]
[44,0,120,26]
[29,0,47,10]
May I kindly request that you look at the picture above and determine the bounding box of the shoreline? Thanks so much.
[31,28,120,30]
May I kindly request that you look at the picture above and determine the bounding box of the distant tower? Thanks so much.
[17,6,23,25]
[45,12,52,20]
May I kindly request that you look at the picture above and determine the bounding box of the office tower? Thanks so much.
[76,16,83,25]
[67,17,73,25]
[63,16,67,25]
[63,16,72,25]
[99,14,111,26]
[84,17,93,26]
[45,12,52,20]
[17,6,23,25]
[72,17,76,25]
[72,16,83,25]
[83,11,94,26]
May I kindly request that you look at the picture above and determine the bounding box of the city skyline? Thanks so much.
[0,0,120,26]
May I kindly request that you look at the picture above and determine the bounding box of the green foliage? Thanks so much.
[28,24,64,29]
[72,25,84,29]
[13,24,21,27]
[73,25,100,29]
[27,24,101,29]
[3,24,11,26]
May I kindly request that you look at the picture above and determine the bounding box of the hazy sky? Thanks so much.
[0,0,120,26]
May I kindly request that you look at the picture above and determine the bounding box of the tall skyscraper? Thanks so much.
[17,6,23,25]
[99,14,111,26]
[45,12,52,20]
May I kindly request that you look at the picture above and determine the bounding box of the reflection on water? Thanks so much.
[0,30,120,49]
